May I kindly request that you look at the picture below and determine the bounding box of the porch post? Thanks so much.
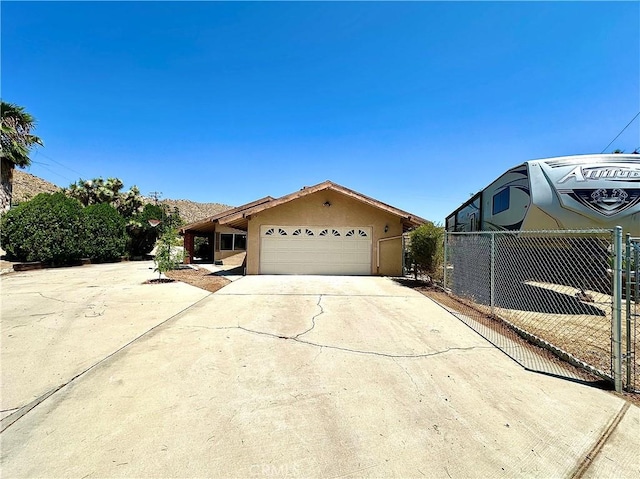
[208,233,215,262]
[184,231,195,264]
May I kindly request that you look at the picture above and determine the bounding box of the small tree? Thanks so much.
[153,230,184,279]
[83,203,128,262]
[408,222,444,284]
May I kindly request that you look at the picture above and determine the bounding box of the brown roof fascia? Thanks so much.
[180,196,274,233]
[218,180,428,228]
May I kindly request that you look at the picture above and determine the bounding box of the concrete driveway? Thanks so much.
[1,268,638,478]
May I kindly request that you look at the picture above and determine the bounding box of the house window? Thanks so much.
[492,188,510,215]
[220,233,247,251]
[220,234,234,250]
[234,234,247,250]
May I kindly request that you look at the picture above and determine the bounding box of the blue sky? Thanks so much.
[2,1,639,223]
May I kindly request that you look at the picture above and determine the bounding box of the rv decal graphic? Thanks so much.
[558,165,640,183]
[545,158,639,168]
[559,188,640,217]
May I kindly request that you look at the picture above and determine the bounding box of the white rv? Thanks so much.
[446,154,640,235]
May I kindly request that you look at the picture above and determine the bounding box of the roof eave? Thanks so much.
[180,196,274,234]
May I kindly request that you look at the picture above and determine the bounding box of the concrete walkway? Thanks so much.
[1,269,638,478]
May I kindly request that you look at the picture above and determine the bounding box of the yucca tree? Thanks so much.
[1,101,44,212]
[65,176,143,218]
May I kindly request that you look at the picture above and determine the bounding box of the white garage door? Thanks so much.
[260,226,372,275]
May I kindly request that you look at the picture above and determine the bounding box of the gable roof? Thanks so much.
[181,181,427,234]
[179,196,274,234]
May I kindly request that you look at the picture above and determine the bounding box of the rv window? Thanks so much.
[492,188,510,215]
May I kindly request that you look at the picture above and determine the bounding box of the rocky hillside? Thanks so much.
[160,199,232,225]
[12,169,233,224]
[13,170,60,203]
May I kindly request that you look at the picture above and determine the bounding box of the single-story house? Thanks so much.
[180,181,427,276]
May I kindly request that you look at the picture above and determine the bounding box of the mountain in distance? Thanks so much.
[11,169,232,225]
[12,169,60,202]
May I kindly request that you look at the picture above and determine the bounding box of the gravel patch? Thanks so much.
[164,266,230,293]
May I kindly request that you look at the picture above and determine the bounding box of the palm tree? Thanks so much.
[1,101,44,212]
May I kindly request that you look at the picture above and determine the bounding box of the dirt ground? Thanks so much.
[164,267,230,293]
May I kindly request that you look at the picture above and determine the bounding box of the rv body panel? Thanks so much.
[533,156,640,234]
[446,154,640,235]
[481,164,531,231]
[452,194,481,231]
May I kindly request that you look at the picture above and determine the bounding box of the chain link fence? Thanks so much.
[625,236,639,392]
[443,229,638,393]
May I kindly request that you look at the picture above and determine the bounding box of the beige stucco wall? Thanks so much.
[245,189,405,275]
[215,250,242,261]
[378,237,403,276]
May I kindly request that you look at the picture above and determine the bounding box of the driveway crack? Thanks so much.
[235,325,491,359]
[294,295,324,339]
[393,358,423,397]
[37,293,69,304]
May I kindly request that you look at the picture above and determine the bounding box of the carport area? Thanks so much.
[1,267,639,478]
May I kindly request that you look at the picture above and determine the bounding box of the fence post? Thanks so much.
[625,234,632,391]
[612,227,623,392]
[490,232,495,314]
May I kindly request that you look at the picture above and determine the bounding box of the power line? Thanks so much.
[601,111,640,153]
[26,162,75,184]
[33,150,87,178]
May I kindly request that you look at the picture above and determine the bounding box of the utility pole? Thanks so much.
[148,191,162,205]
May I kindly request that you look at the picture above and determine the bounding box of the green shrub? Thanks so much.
[126,203,164,257]
[0,192,86,265]
[83,203,127,261]
[408,222,444,283]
